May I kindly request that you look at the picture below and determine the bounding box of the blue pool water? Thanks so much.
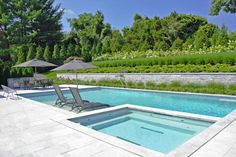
[70,109,213,154]
[20,87,236,117]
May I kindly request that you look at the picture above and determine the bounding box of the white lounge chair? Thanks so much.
[1,85,19,100]
[69,87,109,111]
[53,85,75,107]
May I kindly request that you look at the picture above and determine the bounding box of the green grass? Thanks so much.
[51,78,236,96]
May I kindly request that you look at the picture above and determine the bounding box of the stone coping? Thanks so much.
[58,73,236,75]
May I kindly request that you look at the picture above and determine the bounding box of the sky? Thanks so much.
[54,0,236,32]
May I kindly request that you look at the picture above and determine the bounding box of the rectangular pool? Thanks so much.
[69,108,213,154]
[20,87,236,117]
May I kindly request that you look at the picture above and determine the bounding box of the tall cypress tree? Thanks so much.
[52,44,60,63]
[43,45,51,62]
[26,45,35,60]
[16,47,25,64]
[36,46,43,60]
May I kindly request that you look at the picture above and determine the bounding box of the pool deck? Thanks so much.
[0,85,236,157]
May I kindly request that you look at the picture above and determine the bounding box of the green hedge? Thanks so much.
[93,52,236,67]
[46,64,236,78]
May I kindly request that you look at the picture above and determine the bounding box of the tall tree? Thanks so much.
[35,46,43,60]
[52,44,60,63]
[26,45,35,60]
[210,0,236,15]
[43,45,51,62]
[16,47,25,64]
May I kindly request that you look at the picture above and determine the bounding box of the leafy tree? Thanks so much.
[216,25,229,46]
[210,0,236,15]
[110,30,123,53]
[26,45,35,60]
[67,43,75,57]
[102,36,112,53]
[74,45,81,56]
[36,46,43,60]
[171,38,183,50]
[43,45,51,62]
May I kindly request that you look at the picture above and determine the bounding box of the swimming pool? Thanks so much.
[69,108,213,154]
[20,87,236,117]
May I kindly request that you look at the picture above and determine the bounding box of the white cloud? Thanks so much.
[64,9,76,15]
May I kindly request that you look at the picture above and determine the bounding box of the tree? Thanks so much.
[183,38,194,50]
[74,45,81,56]
[67,43,75,57]
[43,45,51,62]
[154,41,170,51]
[194,25,217,49]
[36,46,43,60]
[210,0,236,15]
[16,47,25,64]
[171,38,183,50]
[0,0,63,47]
[216,25,229,46]
[110,30,123,53]
[26,45,35,60]
[59,45,66,61]
[52,44,60,63]
[31,0,64,46]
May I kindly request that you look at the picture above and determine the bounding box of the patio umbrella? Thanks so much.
[51,59,97,87]
[13,59,57,73]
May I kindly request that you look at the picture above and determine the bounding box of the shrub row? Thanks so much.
[92,51,236,67]
[46,64,236,77]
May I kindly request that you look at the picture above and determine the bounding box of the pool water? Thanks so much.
[20,87,236,117]
[70,109,213,154]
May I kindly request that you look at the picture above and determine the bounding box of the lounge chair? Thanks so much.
[53,85,75,107]
[1,85,19,100]
[69,87,109,111]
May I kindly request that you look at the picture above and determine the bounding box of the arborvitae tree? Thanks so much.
[16,47,25,64]
[216,25,229,46]
[43,45,51,62]
[110,30,123,53]
[52,44,60,62]
[194,28,211,50]
[26,45,35,60]
[59,45,66,61]
[96,41,103,55]
[36,46,43,60]
[67,44,75,57]
[154,41,169,51]
[102,36,112,53]
[183,38,194,50]
[171,38,183,50]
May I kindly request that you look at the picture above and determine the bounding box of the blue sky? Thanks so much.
[54,0,236,32]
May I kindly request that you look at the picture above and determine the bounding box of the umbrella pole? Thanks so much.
[76,73,78,89]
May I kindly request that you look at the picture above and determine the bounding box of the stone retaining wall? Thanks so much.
[57,73,236,85]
